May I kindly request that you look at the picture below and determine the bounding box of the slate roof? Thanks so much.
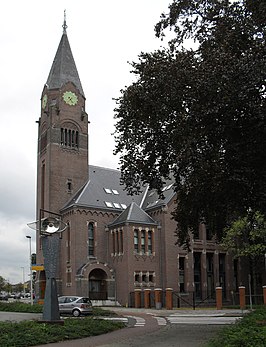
[142,176,175,211]
[62,165,143,212]
[109,202,158,227]
[62,165,176,219]
[46,31,84,97]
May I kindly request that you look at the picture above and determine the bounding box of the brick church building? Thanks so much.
[35,22,254,307]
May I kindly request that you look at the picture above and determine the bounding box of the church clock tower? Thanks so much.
[36,17,88,223]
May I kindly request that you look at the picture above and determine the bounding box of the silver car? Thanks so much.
[58,296,93,317]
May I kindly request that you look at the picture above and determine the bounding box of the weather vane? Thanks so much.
[62,9,68,33]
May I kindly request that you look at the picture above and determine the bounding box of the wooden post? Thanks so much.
[134,289,141,308]
[165,288,173,310]
[216,287,223,310]
[154,288,162,309]
[144,289,151,309]
[239,286,246,310]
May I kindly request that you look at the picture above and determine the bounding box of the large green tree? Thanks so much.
[222,211,266,259]
[114,0,266,247]
[222,210,266,293]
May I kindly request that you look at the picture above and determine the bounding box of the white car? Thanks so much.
[58,296,93,317]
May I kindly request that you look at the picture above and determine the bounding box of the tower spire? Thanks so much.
[46,10,84,96]
[62,10,68,34]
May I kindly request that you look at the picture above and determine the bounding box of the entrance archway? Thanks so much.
[89,268,108,300]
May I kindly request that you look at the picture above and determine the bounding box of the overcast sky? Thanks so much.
[0,0,171,285]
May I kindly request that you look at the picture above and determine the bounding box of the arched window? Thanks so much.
[119,230,123,254]
[67,222,70,263]
[68,129,71,146]
[71,130,75,147]
[133,229,153,255]
[60,128,64,145]
[88,222,94,257]
[141,230,145,253]
[134,229,139,253]
[64,128,68,146]
[112,231,116,254]
[75,131,79,147]
[148,230,152,255]
[60,127,79,149]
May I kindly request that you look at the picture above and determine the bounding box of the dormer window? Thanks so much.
[105,201,113,208]
[104,188,119,195]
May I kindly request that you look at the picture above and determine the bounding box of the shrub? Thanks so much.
[0,302,43,313]
[206,306,266,347]
[0,317,124,347]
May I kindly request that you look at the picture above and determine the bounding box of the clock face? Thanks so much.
[42,94,47,109]
[63,91,78,106]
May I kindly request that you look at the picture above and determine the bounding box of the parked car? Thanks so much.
[58,296,93,317]
[0,293,8,301]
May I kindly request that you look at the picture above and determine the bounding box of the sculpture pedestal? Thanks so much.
[42,278,61,321]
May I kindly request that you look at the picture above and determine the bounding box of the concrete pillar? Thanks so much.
[154,288,162,309]
[134,289,141,308]
[165,288,173,310]
[144,289,151,308]
[263,286,266,305]
[239,286,246,310]
[216,287,223,310]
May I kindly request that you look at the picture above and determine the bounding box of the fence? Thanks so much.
[129,287,266,309]
[231,292,264,306]
[129,290,216,309]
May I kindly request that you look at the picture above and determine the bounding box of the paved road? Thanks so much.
[0,308,246,346]
[34,308,245,347]
[96,324,225,347]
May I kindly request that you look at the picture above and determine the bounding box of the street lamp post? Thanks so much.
[21,267,25,297]
[26,235,33,305]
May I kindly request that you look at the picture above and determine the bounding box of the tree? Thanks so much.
[222,210,266,293]
[13,283,24,293]
[0,275,5,292]
[5,281,12,294]
[114,0,266,247]
[222,210,266,258]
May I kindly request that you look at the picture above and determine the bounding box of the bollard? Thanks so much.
[134,289,141,308]
[165,288,173,310]
[154,288,162,309]
[216,287,223,310]
[144,289,151,309]
[239,286,246,310]
[263,286,266,305]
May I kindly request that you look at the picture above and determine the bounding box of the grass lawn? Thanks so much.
[205,306,266,347]
[0,302,125,347]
